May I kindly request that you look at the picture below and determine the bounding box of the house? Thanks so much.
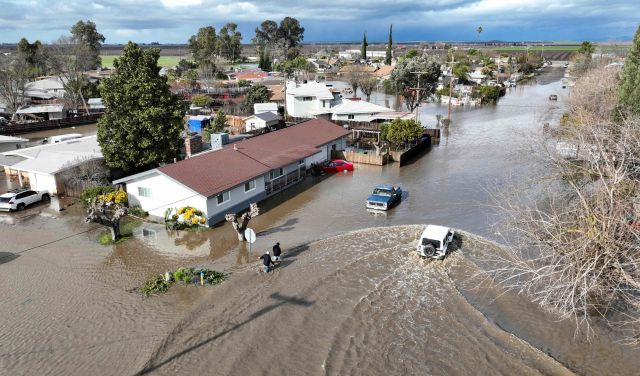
[254,102,278,115]
[244,112,280,133]
[1,135,102,194]
[285,81,342,118]
[16,104,66,121]
[330,98,394,122]
[0,135,28,153]
[373,65,394,79]
[23,76,66,100]
[266,84,285,105]
[308,59,331,73]
[468,70,488,85]
[87,98,105,113]
[113,118,350,225]
[339,50,388,60]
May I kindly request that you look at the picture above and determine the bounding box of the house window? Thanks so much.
[348,114,355,120]
[270,168,284,180]
[323,100,326,108]
[299,159,305,165]
[244,180,256,192]
[302,96,313,101]
[217,191,230,205]
[138,187,151,197]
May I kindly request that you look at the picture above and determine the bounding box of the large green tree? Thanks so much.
[17,38,47,76]
[385,25,393,65]
[276,17,305,60]
[241,84,270,113]
[70,20,105,70]
[219,23,243,62]
[189,26,217,66]
[386,119,424,149]
[97,42,186,171]
[389,55,441,112]
[619,25,640,114]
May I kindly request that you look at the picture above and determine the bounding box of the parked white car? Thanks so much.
[0,189,51,211]
[417,225,455,260]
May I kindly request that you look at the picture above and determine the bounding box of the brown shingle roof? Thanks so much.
[158,118,349,197]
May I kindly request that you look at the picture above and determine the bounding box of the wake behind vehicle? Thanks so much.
[0,189,50,212]
[366,184,402,211]
[417,225,455,260]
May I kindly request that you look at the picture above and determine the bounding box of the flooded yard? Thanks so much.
[3,66,638,375]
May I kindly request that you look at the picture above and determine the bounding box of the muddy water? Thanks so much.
[3,66,639,375]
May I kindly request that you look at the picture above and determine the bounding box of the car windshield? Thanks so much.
[373,188,393,197]
[0,197,11,203]
[421,238,441,249]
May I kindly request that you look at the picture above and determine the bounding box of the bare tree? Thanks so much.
[358,74,378,101]
[343,65,366,97]
[489,63,640,344]
[48,36,92,114]
[85,197,128,242]
[0,54,30,121]
[225,203,260,241]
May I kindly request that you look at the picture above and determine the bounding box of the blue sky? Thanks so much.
[0,0,637,44]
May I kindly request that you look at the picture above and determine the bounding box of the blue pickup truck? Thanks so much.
[366,184,402,211]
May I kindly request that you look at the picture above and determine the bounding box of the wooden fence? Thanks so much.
[334,150,389,166]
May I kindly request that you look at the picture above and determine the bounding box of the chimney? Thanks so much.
[185,133,192,158]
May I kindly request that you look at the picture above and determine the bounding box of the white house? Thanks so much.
[254,102,278,115]
[339,50,388,60]
[1,135,102,194]
[244,112,280,133]
[23,76,66,100]
[285,81,342,118]
[468,70,488,85]
[114,118,350,225]
[330,99,395,122]
[0,135,28,153]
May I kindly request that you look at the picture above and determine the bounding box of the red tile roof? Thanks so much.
[158,118,349,197]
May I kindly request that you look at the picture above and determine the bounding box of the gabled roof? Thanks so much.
[286,81,334,100]
[247,112,280,122]
[24,76,66,91]
[16,104,64,114]
[140,118,349,198]
[331,99,394,115]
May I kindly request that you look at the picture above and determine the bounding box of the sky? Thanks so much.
[0,0,637,44]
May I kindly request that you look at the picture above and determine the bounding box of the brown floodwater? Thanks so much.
[3,66,639,375]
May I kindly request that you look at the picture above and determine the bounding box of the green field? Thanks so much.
[101,55,185,68]
[492,45,581,52]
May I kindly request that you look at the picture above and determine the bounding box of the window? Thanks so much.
[299,159,305,165]
[138,187,151,198]
[302,96,313,101]
[270,168,284,180]
[217,191,230,205]
[322,100,326,108]
[348,114,355,120]
[244,180,256,192]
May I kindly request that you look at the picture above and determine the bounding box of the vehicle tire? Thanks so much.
[17,203,25,211]
[423,244,436,258]
[42,194,50,202]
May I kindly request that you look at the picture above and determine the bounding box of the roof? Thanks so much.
[374,65,393,77]
[421,225,451,241]
[375,184,395,190]
[16,104,64,114]
[254,102,278,113]
[24,77,66,91]
[0,135,28,144]
[126,118,349,198]
[2,135,102,175]
[286,81,334,100]
[331,99,394,115]
[247,112,280,122]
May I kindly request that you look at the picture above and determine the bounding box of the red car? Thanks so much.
[323,159,354,173]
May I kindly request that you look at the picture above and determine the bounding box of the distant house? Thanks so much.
[87,98,105,113]
[468,70,488,85]
[1,135,102,194]
[285,81,342,118]
[114,118,350,225]
[330,99,395,122]
[0,135,28,153]
[308,59,331,73]
[23,76,66,100]
[244,112,280,133]
[16,104,66,121]
[339,50,387,60]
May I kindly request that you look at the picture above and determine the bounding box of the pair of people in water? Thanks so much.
[259,242,282,273]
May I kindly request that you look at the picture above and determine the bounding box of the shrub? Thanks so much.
[81,185,114,204]
[476,85,501,104]
[138,267,225,297]
[129,205,148,217]
[138,275,171,297]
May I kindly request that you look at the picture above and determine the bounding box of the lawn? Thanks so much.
[101,55,185,68]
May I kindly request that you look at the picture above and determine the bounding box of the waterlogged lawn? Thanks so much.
[101,55,185,68]
[97,219,142,245]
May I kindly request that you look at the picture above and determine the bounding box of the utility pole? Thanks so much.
[409,71,428,123]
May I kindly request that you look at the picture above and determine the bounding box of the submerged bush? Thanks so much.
[137,267,225,297]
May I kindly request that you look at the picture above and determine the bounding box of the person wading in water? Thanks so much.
[272,242,282,262]
[260,251,275,273]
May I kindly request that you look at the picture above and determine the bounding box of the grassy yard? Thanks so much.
[101,55,185,68]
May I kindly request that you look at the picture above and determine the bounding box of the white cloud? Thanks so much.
[161,0,202,7]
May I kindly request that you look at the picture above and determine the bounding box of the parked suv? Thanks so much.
[0,189,50,211]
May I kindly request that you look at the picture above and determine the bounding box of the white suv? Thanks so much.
[417,225,455,260]
[0,189,51,212]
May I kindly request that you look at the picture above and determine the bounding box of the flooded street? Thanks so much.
[3,66,640,375]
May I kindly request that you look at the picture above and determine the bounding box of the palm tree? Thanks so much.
[476,26,483,40]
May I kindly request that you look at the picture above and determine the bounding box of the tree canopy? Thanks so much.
[361,32,368,60]
[188,26,217,66]
[219,23,243,62]
[273,56,315,79]
[253,17,304,60]
[385,119,424,148]
[389,55,441,112]
[70,20,105,70]
[578,41,595,56]
[619,25,640,114]
[97,42,186,171]
[385,25,393,65]
[241,84,270,113]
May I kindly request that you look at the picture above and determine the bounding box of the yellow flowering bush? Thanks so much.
[168,206,207,228]
[97,190,128,205]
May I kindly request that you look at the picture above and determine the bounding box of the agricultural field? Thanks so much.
[100,55,186,68]
[492,45,581,52]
